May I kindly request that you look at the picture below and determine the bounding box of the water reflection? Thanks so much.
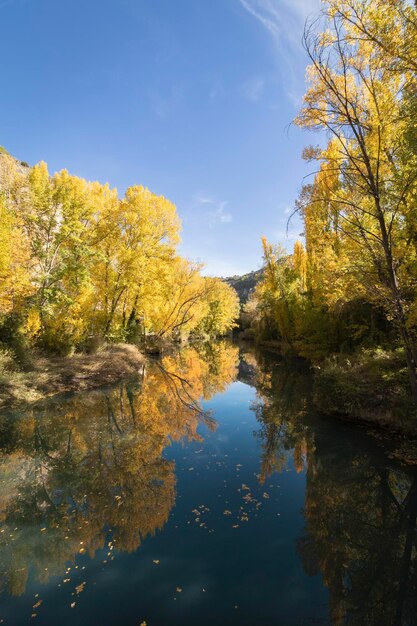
[0,342,239,597]
[245,347,417,626]
[0,341,417,625]
[298,429,417,626]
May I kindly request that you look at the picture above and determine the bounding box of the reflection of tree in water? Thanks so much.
[243,347,312,483]
[247,346,417,625]
[299,429,417,626]
[0,341,239,596]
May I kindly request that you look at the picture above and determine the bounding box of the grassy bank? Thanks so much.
[313,348,417,431]
[244,337,417,432]
[0,344,145,409]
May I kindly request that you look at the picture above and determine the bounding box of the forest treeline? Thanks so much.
[0,151,239,358]
[244,0,417,409]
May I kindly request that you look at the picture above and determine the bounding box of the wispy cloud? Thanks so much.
[238,0,320,104]
[241,77,265,102]
[148,82,185,118]
[271,207,304,249]
[0,0,21,8]
[201,258,249,278]
[207,78,225,100]
[239,0,318,41]
[191,195,233,227]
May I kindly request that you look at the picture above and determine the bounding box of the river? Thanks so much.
[0,341,416,625]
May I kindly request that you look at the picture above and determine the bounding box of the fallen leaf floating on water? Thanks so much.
[153,559,160,564]
[176,587,182,593]
[75,582,86,594]
[70,602,76,609]
[223,510,232,516]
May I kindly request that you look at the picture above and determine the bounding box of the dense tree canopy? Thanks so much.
[0,156,239,355]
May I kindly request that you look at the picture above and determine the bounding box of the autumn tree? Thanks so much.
[0,151,239,354]
[295,0,417,397]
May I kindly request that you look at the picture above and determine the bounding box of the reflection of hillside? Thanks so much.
[0,342,239,596]
[246,347,417,625]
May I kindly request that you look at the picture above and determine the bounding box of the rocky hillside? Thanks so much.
[224,269,263,304]
[0,146,30,174]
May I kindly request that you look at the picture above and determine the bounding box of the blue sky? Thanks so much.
[0,0,320,276]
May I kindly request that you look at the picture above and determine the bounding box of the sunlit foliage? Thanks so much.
[0,155,238,354]
[246,0,417,399]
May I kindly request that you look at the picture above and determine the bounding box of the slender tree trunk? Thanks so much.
[378,209,417,402]
[398,319,417,402]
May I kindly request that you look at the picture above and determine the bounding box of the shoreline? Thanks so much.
[0,344,145,410]
[239,337,417,436]
[1,339,416,441]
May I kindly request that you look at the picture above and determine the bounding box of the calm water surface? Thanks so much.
[0,342,416,625]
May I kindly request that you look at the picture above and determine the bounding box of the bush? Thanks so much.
[37,329,75,357]
[0,313,32,369]
[313,348,416,424]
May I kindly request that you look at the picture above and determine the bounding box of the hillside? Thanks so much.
[224,269,263,304]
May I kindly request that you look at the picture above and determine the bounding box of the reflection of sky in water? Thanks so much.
[0,344,416,625]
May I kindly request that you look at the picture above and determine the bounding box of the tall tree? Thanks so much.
[295,0,417,397]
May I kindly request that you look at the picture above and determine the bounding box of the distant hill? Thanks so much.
[223,269,263,304]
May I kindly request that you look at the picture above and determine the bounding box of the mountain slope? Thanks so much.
[223,269,263,304]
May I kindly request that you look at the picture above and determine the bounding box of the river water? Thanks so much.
[0,341,416,625]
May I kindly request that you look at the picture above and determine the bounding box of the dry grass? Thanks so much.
[0,344,144,409]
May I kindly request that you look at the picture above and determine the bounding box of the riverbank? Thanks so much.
[240,337,417,434]
[312,348,417,433]
[0,344,145,409]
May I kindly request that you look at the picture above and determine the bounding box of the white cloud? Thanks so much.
[239,0,319,39]
[238,0,321,104]
[239,0,281,40]
[191,195,233,227]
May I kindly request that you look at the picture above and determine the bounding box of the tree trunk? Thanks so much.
[378,210,417,402]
